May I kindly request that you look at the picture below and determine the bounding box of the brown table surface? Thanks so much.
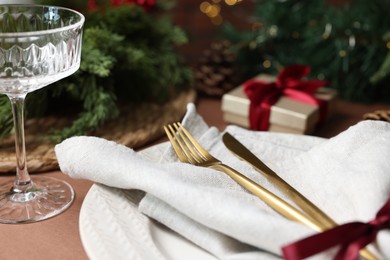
[1,97,390,260]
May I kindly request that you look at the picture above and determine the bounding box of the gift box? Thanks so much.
[221,69,337,134]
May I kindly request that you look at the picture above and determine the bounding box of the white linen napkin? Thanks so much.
[55,103,390,259]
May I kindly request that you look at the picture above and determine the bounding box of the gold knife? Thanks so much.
[222,132,376,260]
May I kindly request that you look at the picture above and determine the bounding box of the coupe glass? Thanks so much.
[0,5,84,223]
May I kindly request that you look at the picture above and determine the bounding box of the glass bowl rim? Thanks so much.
[0,4,85,37]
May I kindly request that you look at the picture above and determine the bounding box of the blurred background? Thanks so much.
[0,0,389,141]
[171,0,253,64]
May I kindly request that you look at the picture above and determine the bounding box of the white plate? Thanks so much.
[79,143,217,260]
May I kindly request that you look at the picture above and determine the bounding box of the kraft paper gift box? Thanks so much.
[221,74,337,134]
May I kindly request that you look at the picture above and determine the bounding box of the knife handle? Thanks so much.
[263,169,336,228]
[211,163,377,260]
[210,163,324,232]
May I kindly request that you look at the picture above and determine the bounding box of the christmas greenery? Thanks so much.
[223,0,390,102]
[0,1,192,140]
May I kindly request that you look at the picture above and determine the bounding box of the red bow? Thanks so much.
[243,65,328,131]
[110,0,155,11]
[88,0,155,12]
[282,198,390,260]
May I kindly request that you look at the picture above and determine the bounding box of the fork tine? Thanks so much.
[164,125,187,162]
[173,123,205,163]
[165,124,199,164]
[169,124,199,164]
[176,122,214,161]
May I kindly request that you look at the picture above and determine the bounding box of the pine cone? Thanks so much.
[194,40,238,97]
[362,110,390,122]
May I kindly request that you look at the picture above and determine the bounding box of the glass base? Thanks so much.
[0,176,74,224]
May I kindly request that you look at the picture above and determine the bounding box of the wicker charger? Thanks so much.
[0,90,196,173]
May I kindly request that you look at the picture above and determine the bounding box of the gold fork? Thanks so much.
[164,122,323,231]
[164,122,376,260]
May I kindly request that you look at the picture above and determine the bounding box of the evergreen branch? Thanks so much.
[225,0,390,101]
[49,78,119,142]
[370,51,390,85]
[0,95,13,138]
[80,27,123,77]
[0,2,193,140]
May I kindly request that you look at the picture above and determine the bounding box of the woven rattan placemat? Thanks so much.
[0,90,196,173]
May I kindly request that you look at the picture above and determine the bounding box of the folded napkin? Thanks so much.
[55,103,390,259]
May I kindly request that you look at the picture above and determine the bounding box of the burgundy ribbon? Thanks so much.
[282,198,390,260]
[243,65,328,131]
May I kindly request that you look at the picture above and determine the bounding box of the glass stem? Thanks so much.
[9,95,32,192]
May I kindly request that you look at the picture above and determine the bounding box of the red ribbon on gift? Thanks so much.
[282,198,390,260]
[243,65,329,131]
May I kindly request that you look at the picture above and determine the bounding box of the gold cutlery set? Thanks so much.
[164,122,376,260]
